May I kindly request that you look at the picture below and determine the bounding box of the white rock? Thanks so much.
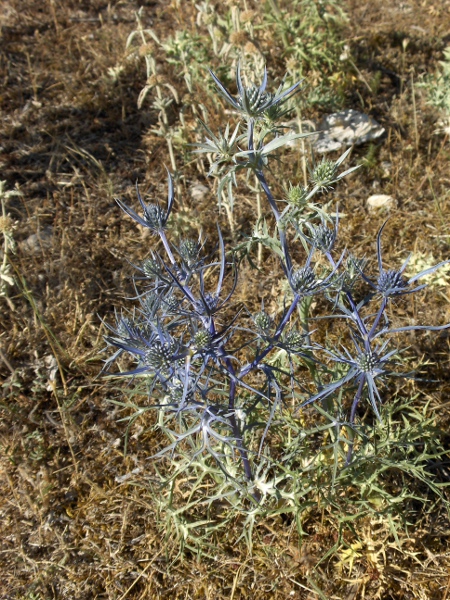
[366,194,396,211]
[314,110,385,154]
[189,183,209,202]
[22,226,53,254]
[380,161,392,178]
[44,354,58,392]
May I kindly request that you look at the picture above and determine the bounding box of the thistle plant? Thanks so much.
[124,0,353,224]
[104,63,450,518]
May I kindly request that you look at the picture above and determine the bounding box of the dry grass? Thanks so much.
[1,0,450,598]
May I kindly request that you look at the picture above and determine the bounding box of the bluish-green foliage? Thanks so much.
[104,64,450,506]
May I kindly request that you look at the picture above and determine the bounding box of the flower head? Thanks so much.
[286,183,309,208]
[279,328,307,353]
[308,148,360,193]
[193,119,242,176]
[209,62,303,119]
[290,265,317,294]
[253,310,273,335]
[145,340,174,372]
[115,170,174,233]
[299,334,397,423]
[361,221,450,299]
[298,213,339,255]
[288,246,341,296]
[310,158,338,191]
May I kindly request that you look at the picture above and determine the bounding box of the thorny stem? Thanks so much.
[201,315,255,486]
[255,169,292,274]
[205,317,252,483]
[345,375,365,466]
[176,308,255,485]
[221,354,255,489]
[158,229,176,265]
[239,293,301,378]
[255,174,263,267]
[246,119,290,264]
[368,296,387,340]
[327,252,370,350]
[250,167,320,390]
[299,295,312,344]
[298,295,321,389]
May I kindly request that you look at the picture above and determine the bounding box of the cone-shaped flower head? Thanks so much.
[209,62,303,119]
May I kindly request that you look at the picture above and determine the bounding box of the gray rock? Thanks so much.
[313,110,385,154]
[22,226,53,254]
[189,183,209,202]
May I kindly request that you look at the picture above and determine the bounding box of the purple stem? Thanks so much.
[224,356,254,484]
[345,375,366,466]
[239,293,301,378]
[255,169,292,274]
[158,228,176,265]
[327,252,370,352]
[368,297,387,340]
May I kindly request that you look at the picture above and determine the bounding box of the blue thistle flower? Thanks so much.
[115,170,174,234]
[298,334,397,423]
[288,248,341,296]
[209,62,303,119]
[253,310,273,335]
[361,221,450,299]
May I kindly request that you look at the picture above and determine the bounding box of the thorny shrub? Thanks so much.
[103,64,450,531]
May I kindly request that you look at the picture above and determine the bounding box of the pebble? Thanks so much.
[21,226,54,254]
[189,183,209,202]
[366,194,396,211]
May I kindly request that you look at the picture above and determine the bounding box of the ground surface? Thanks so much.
[1,0,450,598]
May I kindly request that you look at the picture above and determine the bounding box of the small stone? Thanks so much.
[366,194,396,211]
[189,183,209,202]
[380,161,392,178]
[21,226,53,254]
